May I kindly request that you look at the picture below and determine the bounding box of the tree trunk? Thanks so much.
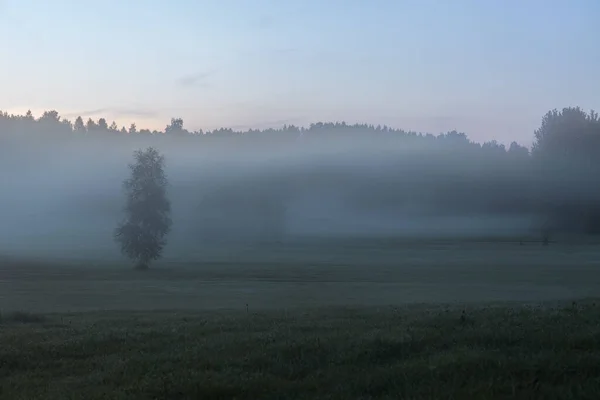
[135,262,149,271]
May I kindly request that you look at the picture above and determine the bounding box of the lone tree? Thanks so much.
[115,147,172,270]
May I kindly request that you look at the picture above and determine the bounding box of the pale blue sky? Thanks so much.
[1,0,598,144]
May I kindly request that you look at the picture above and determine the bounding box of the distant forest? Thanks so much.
[2,107,600,239]
[1,109,530,152]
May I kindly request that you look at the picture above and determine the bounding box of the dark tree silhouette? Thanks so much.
[86,118,97,132]
[128,123,137,134]
[165,117,187,135]
[74,116,86,134]
[115,147,172,270]
[4,106,600,237]
[98,118,108,131]
[532,107,600,234]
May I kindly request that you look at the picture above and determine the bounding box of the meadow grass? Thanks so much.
[2,241,600,398]
[2,300,600,399]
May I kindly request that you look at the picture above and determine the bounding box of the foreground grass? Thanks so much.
[2,301,600,399]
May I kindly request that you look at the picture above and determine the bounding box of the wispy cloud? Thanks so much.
[177,70,216,88]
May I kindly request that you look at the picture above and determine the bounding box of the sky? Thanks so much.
[1,0,599,145]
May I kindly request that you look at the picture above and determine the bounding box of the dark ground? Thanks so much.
[2,240,600,398]
[1,240,600,313]
[1,300,600,399]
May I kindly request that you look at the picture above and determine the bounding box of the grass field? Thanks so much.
[2,240,600,313]
[2,240,600,398]
[2,300,600,399]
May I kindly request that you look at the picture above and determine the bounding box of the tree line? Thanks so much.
[2,106,600,243]
[0,109,528,153]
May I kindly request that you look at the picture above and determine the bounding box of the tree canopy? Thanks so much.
[2,106,599,237]
[114,147,171,269]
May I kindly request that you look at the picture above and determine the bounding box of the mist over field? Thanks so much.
[0,122,543,263]
[0,108,598,275]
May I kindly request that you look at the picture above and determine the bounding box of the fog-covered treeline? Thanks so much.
[0,107,598,261]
